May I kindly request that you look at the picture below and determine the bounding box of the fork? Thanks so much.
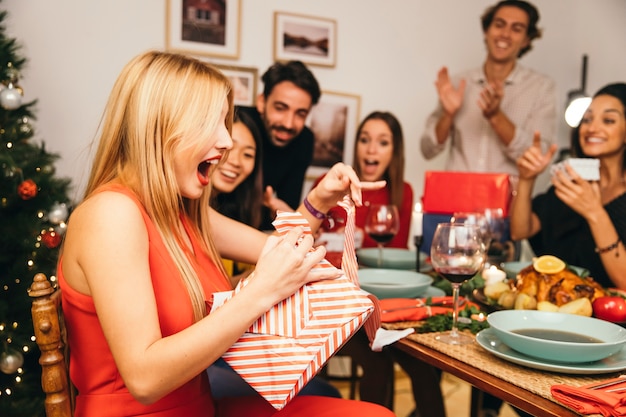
[587,375,626,391]
[381,298,466,313]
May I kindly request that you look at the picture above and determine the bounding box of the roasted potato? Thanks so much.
[536,300,559,312]
[514,293,537,310]
[497,290,517,309]
[484,281,510,300]
[558,297,593,317]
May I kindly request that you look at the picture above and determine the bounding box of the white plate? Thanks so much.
[476,328,626,374]
[357,248,431,271]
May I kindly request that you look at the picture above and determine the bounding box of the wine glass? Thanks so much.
[431,223,486,345]
[451,211,492,249]
[483,208,506,265]
[364,204,400,267]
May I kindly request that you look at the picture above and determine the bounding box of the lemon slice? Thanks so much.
[533,255,566,274]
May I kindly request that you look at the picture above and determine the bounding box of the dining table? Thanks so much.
[384,319,618,417]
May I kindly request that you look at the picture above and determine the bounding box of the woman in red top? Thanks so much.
[58,51,393,417]
[313,112,447,417]
[316,111,414,248]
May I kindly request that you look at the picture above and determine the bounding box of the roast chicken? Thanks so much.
[515,265,606,306]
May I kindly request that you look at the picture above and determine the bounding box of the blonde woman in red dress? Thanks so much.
[58,51,393,417]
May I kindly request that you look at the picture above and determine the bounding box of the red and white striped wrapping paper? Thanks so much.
[214,198,375,409]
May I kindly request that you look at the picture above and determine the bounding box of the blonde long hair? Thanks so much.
[84,51,234,320]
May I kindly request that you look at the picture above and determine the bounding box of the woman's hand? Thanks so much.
[516,131,558,180]
[309,163,385,211]
[552,164,603,219]
[251,226,342,306]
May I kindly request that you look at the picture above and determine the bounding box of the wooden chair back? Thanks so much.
[29,273,74,417]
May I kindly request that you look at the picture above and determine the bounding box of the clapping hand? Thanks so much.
[436,66,466,117]
[516,131,558,180]
[478,80,504,119]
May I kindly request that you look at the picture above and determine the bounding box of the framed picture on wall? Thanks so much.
[273,12,337,68]
[304,91,361,181]
[215,64,258,106]
[166,0,241,59]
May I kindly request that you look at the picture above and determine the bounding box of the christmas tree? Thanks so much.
[0,6,72,417]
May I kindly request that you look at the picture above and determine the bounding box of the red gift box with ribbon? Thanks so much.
[422,171,512,216]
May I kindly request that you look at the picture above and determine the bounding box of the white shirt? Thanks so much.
[420,64,557,175]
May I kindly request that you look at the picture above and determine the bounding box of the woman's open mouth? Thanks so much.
[197,157,220,186]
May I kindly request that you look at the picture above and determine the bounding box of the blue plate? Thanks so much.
[476,328,626,374]
[358,268,433,299]
[421,286,446,298]
[357,248,430,272]
[488,310,626,363]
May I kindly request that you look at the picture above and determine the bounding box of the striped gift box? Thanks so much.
[214,198,376,409]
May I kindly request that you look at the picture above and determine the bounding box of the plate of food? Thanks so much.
[474,256,603,314]
[471,287,509,313]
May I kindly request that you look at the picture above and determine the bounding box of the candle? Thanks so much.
[412,202,423,237]
[483,265,506,286]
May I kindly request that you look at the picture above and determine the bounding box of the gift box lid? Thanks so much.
[422,171,512,216]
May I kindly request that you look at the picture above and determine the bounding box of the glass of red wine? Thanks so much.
[431,222,486,345]
[451,211,492,248]
[364,204,400,267]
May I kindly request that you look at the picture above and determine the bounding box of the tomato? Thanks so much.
[592,296,626,322]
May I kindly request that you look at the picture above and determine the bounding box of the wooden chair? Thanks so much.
[29,273,74,417]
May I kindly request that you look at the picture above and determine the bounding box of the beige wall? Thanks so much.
[5,0,626,202]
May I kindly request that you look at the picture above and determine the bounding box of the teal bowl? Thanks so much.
[357,248,427,271]
[357,269,433,299]
[488,310,626,363]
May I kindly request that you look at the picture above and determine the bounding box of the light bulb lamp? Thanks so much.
[564,54,591,128]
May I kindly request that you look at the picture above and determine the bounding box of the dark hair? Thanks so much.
[570,82,626,170]
[481,0,542,58]
[353,111,406,208]
[211,106,264,228]
[261,60,321,105]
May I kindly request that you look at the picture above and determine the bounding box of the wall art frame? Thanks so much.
[215,64,258,106]
[166,0,241,59]
[305,90,361,181]
[273,11,337,68]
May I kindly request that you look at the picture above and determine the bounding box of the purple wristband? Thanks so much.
[303,196,327,220]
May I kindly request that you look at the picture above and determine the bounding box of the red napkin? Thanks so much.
[380,296,475,322]
[551,377,626,416]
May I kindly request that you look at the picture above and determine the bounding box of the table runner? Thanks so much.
[384,321,619,415]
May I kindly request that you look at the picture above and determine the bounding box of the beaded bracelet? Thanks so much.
[303,196,327,220]
[595,237,620,257]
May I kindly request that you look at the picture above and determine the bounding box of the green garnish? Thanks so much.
[415,305,490,334]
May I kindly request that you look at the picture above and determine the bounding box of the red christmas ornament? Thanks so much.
[17,179,38,200]
[40,229,62,249]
